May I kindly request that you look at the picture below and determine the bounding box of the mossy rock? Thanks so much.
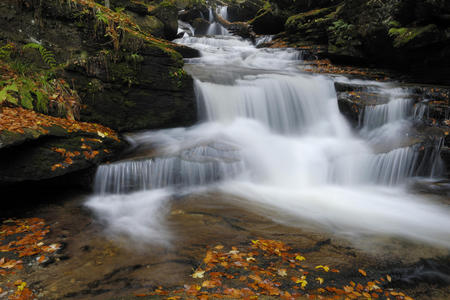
[389,24,441,48]
[192,18,211,35]
[249,8,285,34]
[150,1,179,40]
[285,6,337,31]
[127,12,165,38]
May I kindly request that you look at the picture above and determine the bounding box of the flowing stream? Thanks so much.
[87,9,450,248]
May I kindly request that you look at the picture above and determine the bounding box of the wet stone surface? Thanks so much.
[0,192,449,299]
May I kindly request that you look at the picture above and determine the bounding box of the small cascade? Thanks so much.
[217,6,228,19]
[177,20,195,37]
[413,101,429,121]
[206,6,229,36]
[415,137,446,177]
[194,74,347,135]
[362,97,413,130]
[94,142,245,194]
[255,35,273,47]
[367,146,419,185]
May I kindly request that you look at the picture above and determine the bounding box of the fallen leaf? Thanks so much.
[192,269,205,279]
[295,255,305,261]
[315,265,330,272]
[358,269,367,276]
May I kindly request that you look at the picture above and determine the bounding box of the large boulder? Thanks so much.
[0,107,125,186]
[192,18,211,35]
[227,0,265,22]
[149,1,179,40]
[249,8,285,34]
[127,12,166,38]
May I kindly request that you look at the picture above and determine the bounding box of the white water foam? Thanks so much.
[87,11,450,247]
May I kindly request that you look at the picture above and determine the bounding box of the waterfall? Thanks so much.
[255,35,273,46]
[94,142,245,194]
[194,74,347,135]
[177,20,195,36]
[206,6,229,36]
[87,13,450,247]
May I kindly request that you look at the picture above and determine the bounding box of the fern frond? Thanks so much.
[23,43,57,68]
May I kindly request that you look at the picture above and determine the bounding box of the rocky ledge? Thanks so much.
[0,0,201,188]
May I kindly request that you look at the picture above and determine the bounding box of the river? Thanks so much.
[85,6,450,250]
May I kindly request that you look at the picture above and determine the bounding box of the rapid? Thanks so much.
[87,6,450,248]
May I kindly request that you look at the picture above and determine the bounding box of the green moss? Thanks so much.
[159,0,177,8]
[388,24,438,48]
[109,61,138,85]
[169,68,188,88]
[388,20,401,28]
[286,6,337,30]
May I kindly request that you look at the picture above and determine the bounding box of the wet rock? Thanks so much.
[335,81,391,126]
[227,0,264,22]
[179,6,209,23]
[127,12,165,38]
[0,131,124,185]
[192,18,211,35]
[150,2,180,40]
[213,11,256,39]
[249,8,285,35]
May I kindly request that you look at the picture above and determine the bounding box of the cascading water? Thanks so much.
[206,6,229,36]
[177,20,195,37]
[87,7,450,247]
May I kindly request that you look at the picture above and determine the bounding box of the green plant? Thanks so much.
[0,82,19,107]
[23,43,57,68]
[95,9,109,25]
[0,43,14,60]
[126,53,144,66]
[328,20,355,46]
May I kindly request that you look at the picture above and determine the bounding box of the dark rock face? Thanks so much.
[150,3,179,40]
[192,18,211,35]
[280,0,450,84]
[0,130,125,185]
[0,0,199,186]
[0,0,197,133]
[250,8,285,34]
[227,0,264,22]
[179,6,209,24]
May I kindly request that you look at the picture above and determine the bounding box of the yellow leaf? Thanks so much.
[17,281,26,292]
[315,265,330,272]
[97,131,107,138]
[278,269,287,277]
[386,275,391,282]
[192,269,205,279]
[316,277,324,284]
[295,255,306,261]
